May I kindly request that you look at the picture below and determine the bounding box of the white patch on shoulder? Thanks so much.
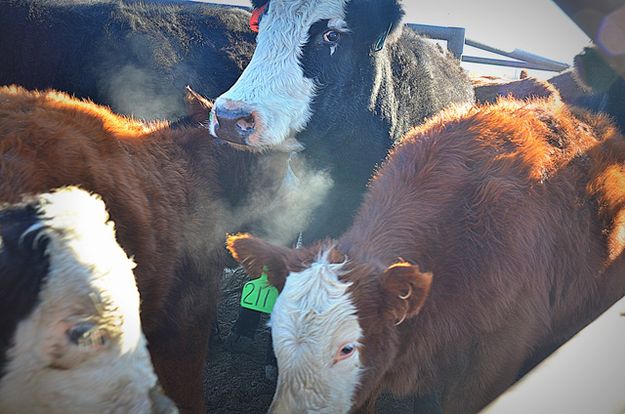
[213,0,350,149]
[0,187,160,413]
[268,249,363,414]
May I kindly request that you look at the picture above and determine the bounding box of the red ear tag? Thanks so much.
[250,3,268,33]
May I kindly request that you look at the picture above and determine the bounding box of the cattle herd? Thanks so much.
[0,0,623,414]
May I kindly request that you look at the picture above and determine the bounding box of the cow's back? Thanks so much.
[0,85,216,332]
[338,96,625,413]
[0,0,255,120]
[384,28,475,141]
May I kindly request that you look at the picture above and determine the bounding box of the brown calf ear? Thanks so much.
[380,262,432,325]
[184,85,213,124]
[226,233,292,291]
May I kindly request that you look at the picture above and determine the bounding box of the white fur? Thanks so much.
[0,187,166,413]
[268,250,363,414]
[212,0,350,150]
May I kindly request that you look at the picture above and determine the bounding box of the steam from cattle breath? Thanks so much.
[101,64,187,121]
[226,153,334,248]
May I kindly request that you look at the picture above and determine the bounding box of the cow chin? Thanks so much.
[268,380,355,414]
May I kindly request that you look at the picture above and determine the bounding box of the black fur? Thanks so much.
[344,0,404,48]
[251,0,268,9]
[0,0,256,120]
[573,47,625,133]
[0,201,49,380]
[296,0,475,242]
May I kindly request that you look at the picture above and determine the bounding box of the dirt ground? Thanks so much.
[202,267,420,414]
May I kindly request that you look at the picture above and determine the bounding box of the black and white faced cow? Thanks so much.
[211,0,474,242]
[0,187,176,414]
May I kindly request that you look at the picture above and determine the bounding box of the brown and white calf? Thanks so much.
[0,85,229,413]
[228,95,625,413]
[0,187,176,413]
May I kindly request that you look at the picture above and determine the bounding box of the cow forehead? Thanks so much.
[23,189,140,343]
[265,0,349,29]
[42,191,140,338]
[269,252,364,413]
[271,251,362,353]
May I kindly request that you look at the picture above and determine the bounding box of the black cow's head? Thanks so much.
[210,0,405,150]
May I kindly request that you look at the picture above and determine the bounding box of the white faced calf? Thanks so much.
[0,187,176,414]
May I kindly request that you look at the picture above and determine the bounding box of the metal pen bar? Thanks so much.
[407,23,569,72]
[465,38,569,71]
[407,23,466,59]
[462,55,568,72]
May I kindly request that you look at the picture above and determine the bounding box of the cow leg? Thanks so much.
[148,326,209,414]
[146,257,221,413]
[265,332,278,381]
[226,304,262,352]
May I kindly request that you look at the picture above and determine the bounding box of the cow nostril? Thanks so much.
[213,105,257,144]
[236,115,255,132]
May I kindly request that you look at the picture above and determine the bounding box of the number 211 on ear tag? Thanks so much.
[240,270,279,314]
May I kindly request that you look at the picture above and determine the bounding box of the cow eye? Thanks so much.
[340,344,354,356]
[322,30,340,45]
[66,322,107,348]
[334,342,357,363]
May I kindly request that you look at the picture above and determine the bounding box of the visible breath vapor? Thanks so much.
[225,153,334,248]
[101,64,187,121]
[93,52,331,248]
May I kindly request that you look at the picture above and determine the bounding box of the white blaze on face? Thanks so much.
[212,0,349,149]
[268,250,363,414]
[0,188,165,414]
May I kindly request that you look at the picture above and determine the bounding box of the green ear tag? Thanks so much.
[240,268,279,314]
[372,22,393,53]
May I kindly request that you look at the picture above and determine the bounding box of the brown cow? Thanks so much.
[0,85,228,413]
[227,95,625,413]
[472,75,559,104]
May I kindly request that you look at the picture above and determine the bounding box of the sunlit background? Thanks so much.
[200,0,592,79]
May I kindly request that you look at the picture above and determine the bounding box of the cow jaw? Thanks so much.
[268,250,363,413]
[212,0,349,149]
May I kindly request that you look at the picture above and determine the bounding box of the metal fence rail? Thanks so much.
[407,23,570,72]
[481,295,625,413]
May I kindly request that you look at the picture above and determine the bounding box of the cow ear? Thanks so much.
[379,262,432,325]
[226,233,293,291]
[346,0,404,51]
[573,47,620,93]
[184,85,213,124]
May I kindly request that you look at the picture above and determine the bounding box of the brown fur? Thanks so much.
[229,95,625,413]
[472,75,560,104]
[0,85,226,413]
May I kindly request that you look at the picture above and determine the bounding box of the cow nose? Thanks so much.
[212,103,257,145]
